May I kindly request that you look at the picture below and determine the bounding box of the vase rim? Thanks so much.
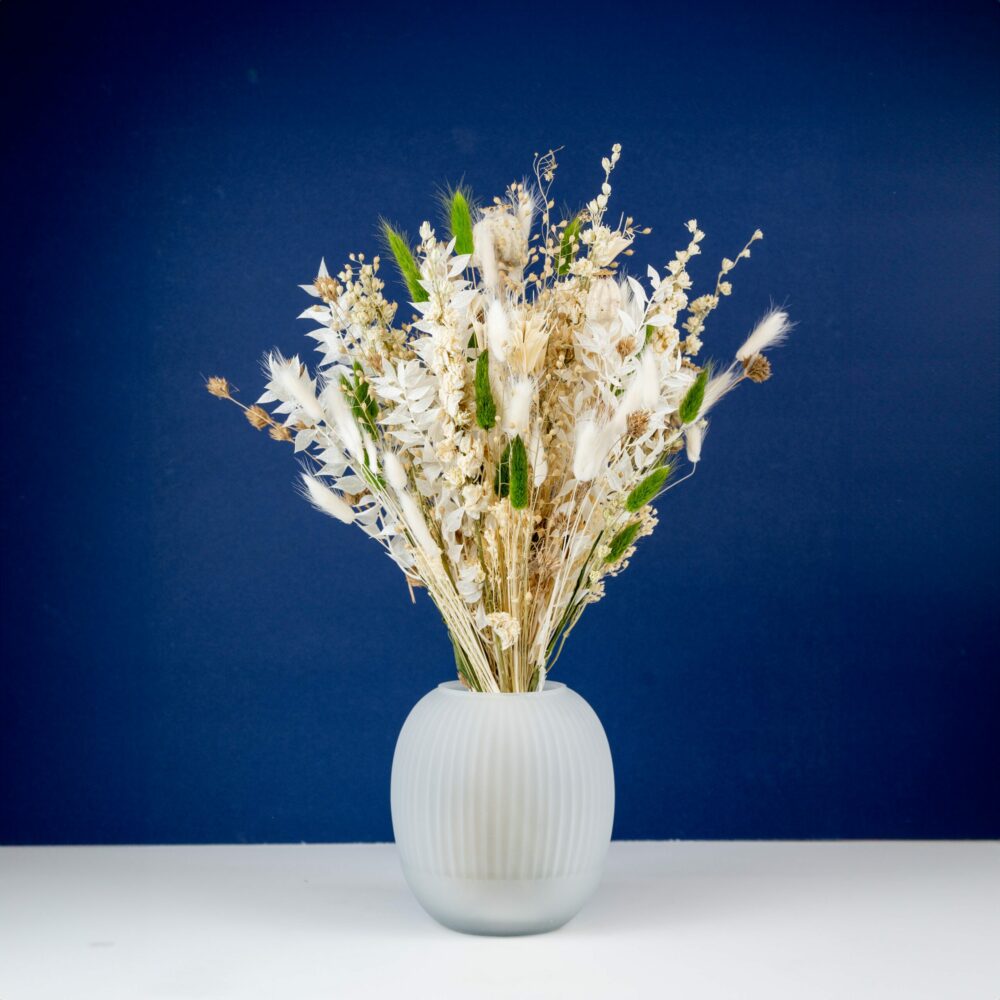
[437,680,567,697]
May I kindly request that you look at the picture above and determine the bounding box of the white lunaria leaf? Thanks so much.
[644,313,672,328]
[626,276,647,309]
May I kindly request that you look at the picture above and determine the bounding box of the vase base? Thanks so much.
[400,865,604,936]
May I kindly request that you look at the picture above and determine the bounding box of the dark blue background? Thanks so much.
[2,0,997,844]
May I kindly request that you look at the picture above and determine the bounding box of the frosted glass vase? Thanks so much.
[390,681,614,935]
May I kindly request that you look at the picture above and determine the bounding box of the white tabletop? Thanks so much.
[1,841,997,999]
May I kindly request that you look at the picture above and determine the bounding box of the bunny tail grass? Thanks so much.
[448,188,475,256]
[625,465,671,512]
[380,221,429,302]
[509,434,529,509]
[679,368,710,424]
[474,350,496,429]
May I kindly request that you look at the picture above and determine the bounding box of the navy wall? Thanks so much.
[2,0,997,843]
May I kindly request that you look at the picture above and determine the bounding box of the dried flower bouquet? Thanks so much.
[209,146,791,693]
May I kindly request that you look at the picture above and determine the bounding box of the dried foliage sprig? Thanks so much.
[209,145,792,692]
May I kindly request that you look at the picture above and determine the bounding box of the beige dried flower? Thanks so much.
[268,423,293,442]
[616,335,637,359]
[743,354,773,383]
[205,376,231,399]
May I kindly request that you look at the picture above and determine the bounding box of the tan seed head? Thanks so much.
[244,405,270,430]
[314,275,340,303]
[626,410,650,438]
[744,354,773,383]
[205,376,230,399]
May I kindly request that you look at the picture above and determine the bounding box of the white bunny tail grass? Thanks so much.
[736,309,791,362]
[323,379,364,462]
[299,473,355,524]
[503,377,535,437]
[382,450,408,492]
[685,420,707,464]
[260,352,325,424]
[397,488,441,562]
[573,417,612,482]
[485,297,510,362]
[700,367,742,415]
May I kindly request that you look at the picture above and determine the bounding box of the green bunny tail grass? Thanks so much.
[493,440,512,498]
[380,221,429,303]
[625,465,671,512]
[474,350,496,429]
[448,189,475,256]
[605,521,642,563]
[679,367,709,424]
[557,215,582,275]
[509,434,529,509]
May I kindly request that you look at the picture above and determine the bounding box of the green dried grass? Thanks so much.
[625,465,671,512]
[679,368,709,424]
[474,350,496,429]
[509,435,529,509]
[380,221,429,303]
[606,521,642,563]
[494,440,512,498]
[448,189,475,256]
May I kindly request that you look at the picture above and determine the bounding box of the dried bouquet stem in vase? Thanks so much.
[209,145,792,693]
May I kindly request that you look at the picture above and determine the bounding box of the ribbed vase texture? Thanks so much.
[390,681,614,935]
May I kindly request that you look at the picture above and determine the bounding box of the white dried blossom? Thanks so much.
[587,277,622,325]
[486,612,521,651]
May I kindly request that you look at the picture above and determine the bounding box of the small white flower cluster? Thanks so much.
[233,146,792,692]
